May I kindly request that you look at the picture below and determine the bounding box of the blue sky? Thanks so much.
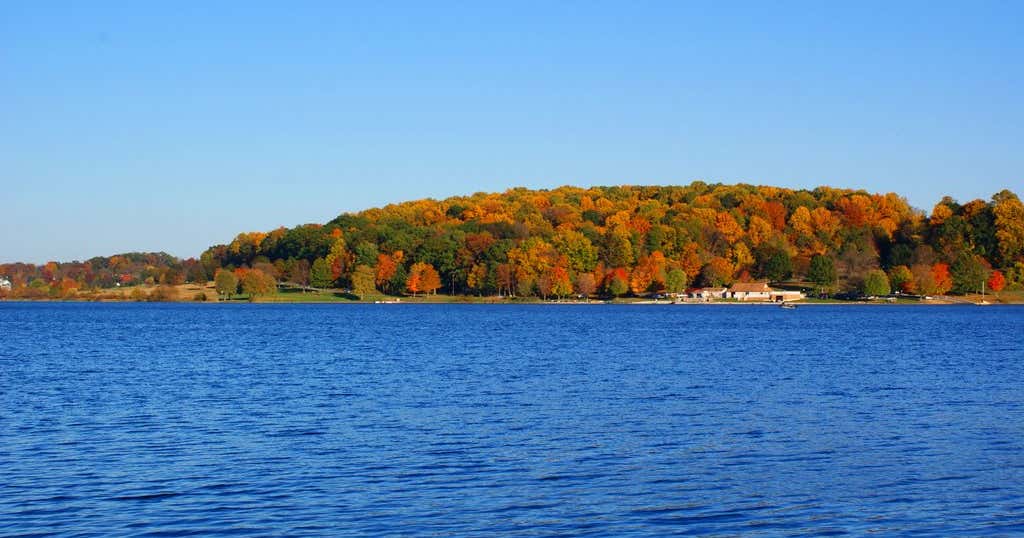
[2,1,1022,263]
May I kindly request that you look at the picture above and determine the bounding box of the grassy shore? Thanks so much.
[244,290,1024,305]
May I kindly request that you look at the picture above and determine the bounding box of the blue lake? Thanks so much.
[1,302,1023,536]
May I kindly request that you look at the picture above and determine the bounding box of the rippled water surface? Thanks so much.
[2,302,1023,536]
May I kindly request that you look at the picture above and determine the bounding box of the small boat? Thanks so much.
[780,302,797,310]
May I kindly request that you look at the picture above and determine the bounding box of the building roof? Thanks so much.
[688,287,726,294]
[729,282,771,293]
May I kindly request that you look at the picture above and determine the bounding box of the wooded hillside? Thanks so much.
[4,183,1023,299]
[200,183,1024,298]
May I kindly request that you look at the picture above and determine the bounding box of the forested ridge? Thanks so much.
[3,183,1024,300]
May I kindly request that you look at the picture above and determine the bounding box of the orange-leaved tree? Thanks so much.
[548,265,573,299]
[988,270,1005,296]
[405,272,422,297]
[407,262,441,296]
[375,253,398,293]
[931,263,953,295]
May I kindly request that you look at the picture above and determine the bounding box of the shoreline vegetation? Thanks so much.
[3,281,1021,305]
[3,183,1023,305]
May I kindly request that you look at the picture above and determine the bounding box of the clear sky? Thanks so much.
[2,1,1022,263]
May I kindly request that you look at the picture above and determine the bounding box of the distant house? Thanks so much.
[0,277,11,291]
[728,282,805,302]
[728,282,773,301]
[688,287,728,301]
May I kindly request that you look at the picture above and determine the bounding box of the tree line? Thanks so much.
[201,183,1024,299]
[0,252,205,300]
[3,183,1023,300]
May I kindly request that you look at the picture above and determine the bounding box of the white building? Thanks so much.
[0,277,12,291]
[728,282,773,301]
[728,282,804,302]
[689,287,728,301]
[696,286,729,299]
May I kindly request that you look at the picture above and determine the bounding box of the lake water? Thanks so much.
[1,302,1023,536]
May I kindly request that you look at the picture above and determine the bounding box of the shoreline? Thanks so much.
[3,284,1019,306]
[2,298,1018,306]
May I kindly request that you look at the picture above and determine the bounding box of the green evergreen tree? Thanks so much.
[951,252,989,294]
[808,255,838,294]
[310,257,333,289]
[762,249,793,282]
[389,264,409,294]
[665,268,688,294]
[862,269,891,296]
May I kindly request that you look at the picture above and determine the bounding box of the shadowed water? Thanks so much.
[1,302,1023,536]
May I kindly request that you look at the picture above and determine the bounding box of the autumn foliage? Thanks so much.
[988,270,1005,293]
[931,263,953,295]
[406,262,441,296]
[3,184,1023,300]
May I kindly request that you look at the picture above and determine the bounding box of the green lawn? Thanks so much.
[242,288,359,303]
[250,289,540,304]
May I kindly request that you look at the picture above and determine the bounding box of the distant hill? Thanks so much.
[3,183,1023,299]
